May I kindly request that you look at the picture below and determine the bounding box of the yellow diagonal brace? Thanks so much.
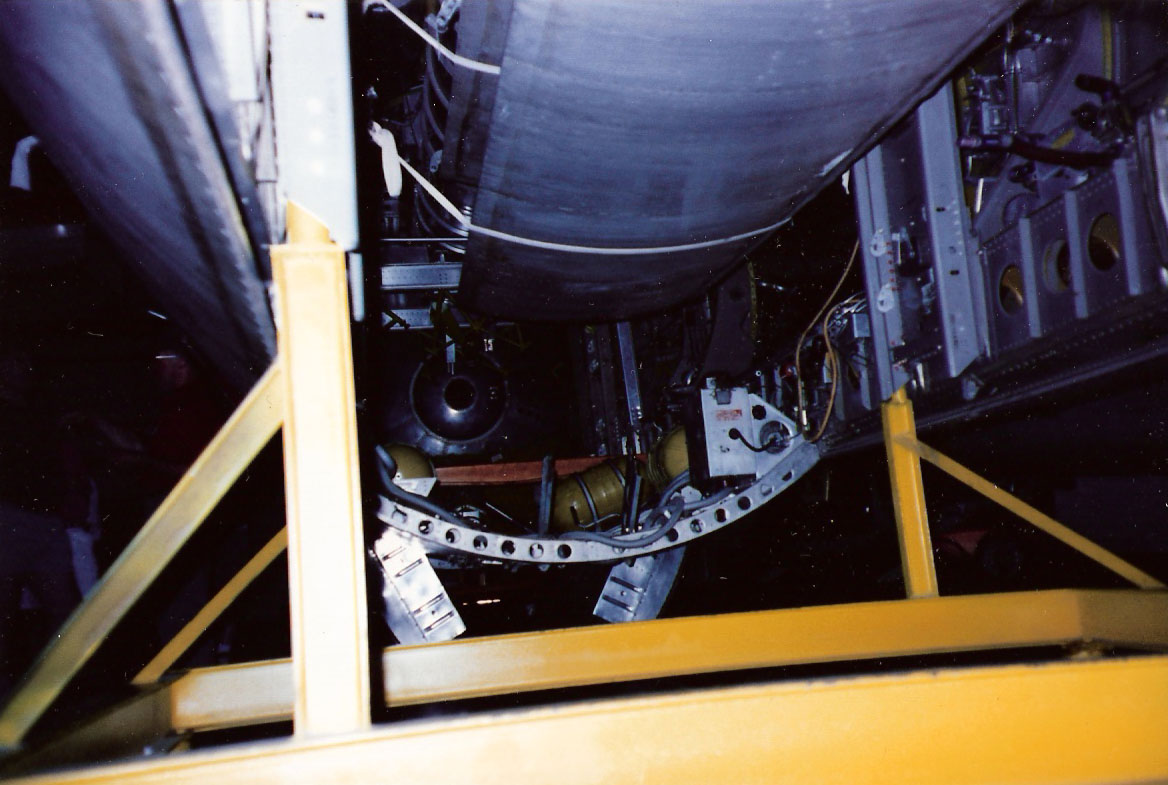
[0,364,284,750]
[133,529,288,686]
[881,388,938,598]
[894,435,1165,589]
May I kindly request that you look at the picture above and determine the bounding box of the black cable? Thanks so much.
[683,486,733,512]
[560,498,685,549]
[621,457,642,533]
[375,445,467,527]
[561,470,693,548]
[727,428,777,453]
[957,134,1118,169]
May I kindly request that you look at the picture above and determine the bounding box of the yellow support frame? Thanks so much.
[881,388,939,597]
[0,365,284,751]
[894,435,1164,589]
[150,588,1168,729]
[132,529,289,686]
[3,199,1167,784]
[881,386,1163,591]
[8,655,1168,785]
[0,202,371,753]
[5,586,1165,774]
[272,203,372,736]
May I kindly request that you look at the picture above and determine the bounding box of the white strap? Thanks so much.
[468,218,787,256]
[392,147,788,255]
[369,123,404,198]
[398,154,469,227]
[363,0,501,76]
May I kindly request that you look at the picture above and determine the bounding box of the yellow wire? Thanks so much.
[809,301,846,443]
[795,240,859,435]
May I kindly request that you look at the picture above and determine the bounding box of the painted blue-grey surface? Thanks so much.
[0,0,274,388]
[457,0,1021,320]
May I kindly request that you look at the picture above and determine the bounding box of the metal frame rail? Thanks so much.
[1,209,1166,783]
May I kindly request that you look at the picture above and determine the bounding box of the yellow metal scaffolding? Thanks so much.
[1,205,1166,783]
[272,203,372,737]
[0,365,285,751]
[8,655,1168,785]
[882,388,939,598]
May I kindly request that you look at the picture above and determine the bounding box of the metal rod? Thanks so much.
[377,237,465,243]
[895,435,1166,589]
[133,529,289,685]
[537,455,553,534]
[880,388,939,598]
[272,202,372,736]
[615,321,644,451]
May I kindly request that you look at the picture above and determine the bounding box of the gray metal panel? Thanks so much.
[381,263,462,291]
[1017,217,1044,339]
[455,0,1021,320]
[269,0,359,252]
[593,547,684,624]
[982,229,1032,353]
[1024,197,1078,333]
[0,0,275,388]
[372,529,465,644]
[853,152,909,402]
[971,9,1107,242]
[1113,156,1159,298]
[915,86,984,378]
[1065,176,1131,317]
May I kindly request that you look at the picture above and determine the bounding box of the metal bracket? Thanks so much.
[380,262,462,291]
[372,530,466,644]
[614,321,644,452]
[594,546,685,623]
[377,437,819,565]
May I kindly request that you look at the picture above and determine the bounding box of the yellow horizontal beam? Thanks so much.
[895,436,1165,589]
[171,660,293,733]
[1075,589,1168,648]
[0,365,284,750]
[381,587,1080,705]
[164,589,1168,732]
[13,655,1168,785]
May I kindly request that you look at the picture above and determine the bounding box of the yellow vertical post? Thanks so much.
[881,388,939,598]
[271,203,371,736]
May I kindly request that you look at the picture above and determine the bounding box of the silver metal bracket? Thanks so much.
[377,436,819,565]
[380,262,461,291]
[371,529,465,644]
[615,321,644,452]
[594,546,686,623]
